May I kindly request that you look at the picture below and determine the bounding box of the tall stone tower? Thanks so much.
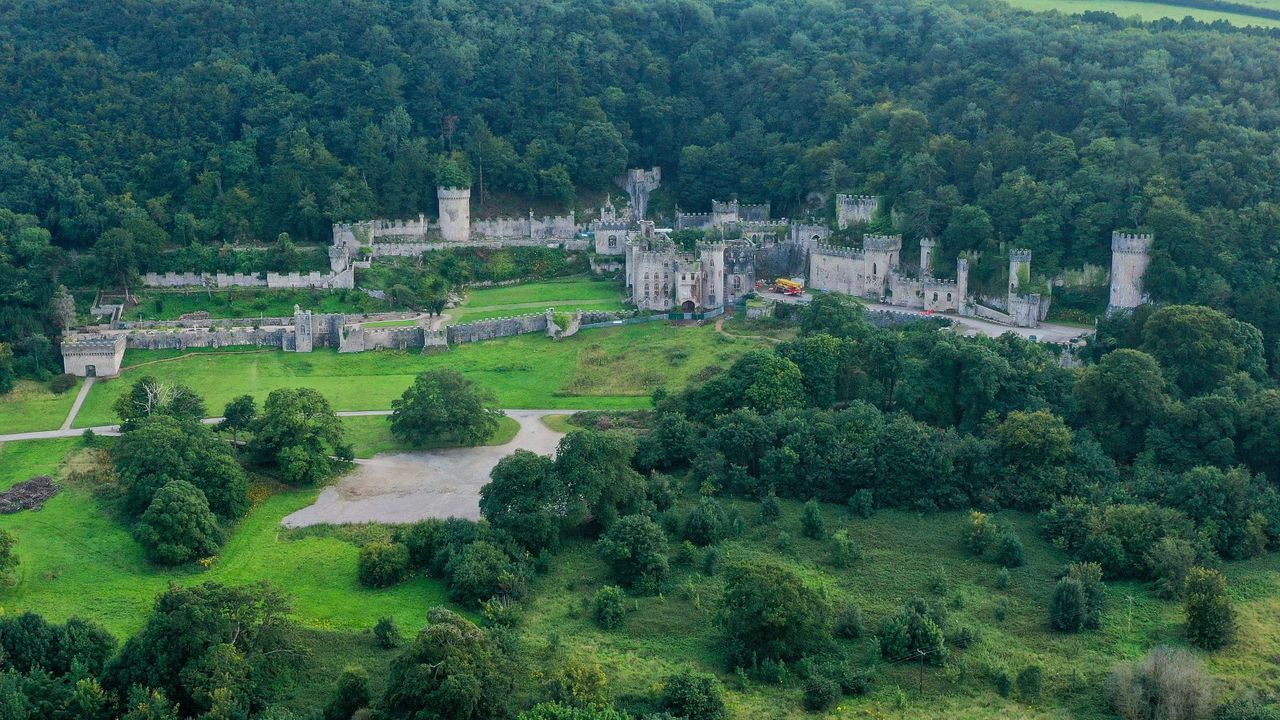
[437,186,471,243]
[919,238,936,277]
[836,194,880,230]
[863,234,902,299]
[1008,248,1032,304]
[956,256,970,313]
[1109,231,1154,311]
[698,242,726,310]
[293,305,313,353]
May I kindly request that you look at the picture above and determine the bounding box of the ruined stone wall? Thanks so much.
[753,240,807,280]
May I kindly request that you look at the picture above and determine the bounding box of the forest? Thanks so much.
[8,0,1280,374]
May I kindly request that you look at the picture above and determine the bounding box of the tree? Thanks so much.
[114,414,248,520]
[381,607,513,720]
[391,369,503,447]
[801,498,827,539]
[597,514,669,593]
[218,395,257,445]
[113,376,207,430]
[480,450,562,553]
[444,540,527,606]
[718,560,831,665]
[1075,349,1167,461]
[132,480,225,565]
[1107,646,1214,720]
[357,542,411,588]
[800,294,872,340]
[322,667,370,720]
[592,586,626,630]
[683,497,729,546]
[878,597,948,666]
[993,532,1026,568]
[374,617,403,649]
[0,529,17,584]
[249,388,346,484]
[659,669,728,720]
[572,122,627,189]
[554,430,646,528]
[1049,577,1088,633]
[1140,305,1248,397]
[1184,567,1234,650]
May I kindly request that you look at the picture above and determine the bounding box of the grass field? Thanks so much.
[67,322,759,428]
[0,439,448,639]
[448,277,628,324]
[0,379,82,434]
[123,287,398,321]
[341,414,521,458]
[362,318,420,328]
[520,489,1280,719]
[1003,0,1280,27]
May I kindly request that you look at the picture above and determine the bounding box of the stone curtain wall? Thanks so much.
[446,314,549,344]
[123,328,288,350]
[142,267,355,290]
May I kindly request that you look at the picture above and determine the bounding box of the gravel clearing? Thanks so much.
[281,410,566,527]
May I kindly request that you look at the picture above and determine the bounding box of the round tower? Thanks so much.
[1109,231,1154,311]
[919,238,936,277]
[437,186,471,243]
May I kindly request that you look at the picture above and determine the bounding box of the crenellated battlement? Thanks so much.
[813,243,865,259]
[1010,248,1033,262]
[924,277,958,289]
[863,234,903,252]
[1112,231,1154,253]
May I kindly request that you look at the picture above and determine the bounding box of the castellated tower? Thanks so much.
[919,238,936,277]
[836,194,880,230]
[1008,248,1032,302]
[862,234,902,299]
[697,242,726,309]
[956,256,970,314]
[437,186,471,243]
[1109,231,1154,311]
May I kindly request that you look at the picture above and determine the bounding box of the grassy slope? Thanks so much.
[341,413,521,458]
[72,322,758,427]
[0,379,81,434]
[123,287,395,321]
[0,440,447,639]
[521,491,1280,719]
[449,277,628,324]
[1003,0,1280,27]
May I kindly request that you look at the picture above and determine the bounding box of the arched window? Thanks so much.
[947,293,952,302]
[932,292,938,301]
[608,235,617,247]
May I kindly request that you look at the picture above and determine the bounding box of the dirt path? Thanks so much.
[280,409,567,527]
[60,377,94,430]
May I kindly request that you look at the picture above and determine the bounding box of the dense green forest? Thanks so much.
[8,0,1280,374]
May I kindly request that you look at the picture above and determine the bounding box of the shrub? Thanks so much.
[593,586,626,630]
[993,532,1026,568]
[834,604,865,639]
[598,515,669,593]
[1050,577,1088,633]
[994,668,1013,697]
[879,597,948,666]
[995,568,1011,590]
[357,542,411,588]
[994,598,1010,623]
[50,373,76,394]
[947,624,980,649]
[684,497,729,546]
[702,546,721,576]
[1016,665,1043,701]
[482,596,523,627]
[81,428,97,447]
[1108,646,1214,720]
[964,511,998,556]
[445,540,527,606]
[849,489,874,518]
[659,669,728,720]
[321,667,370,720]
[373,617,402,649]
[775,531,794,554]
[803,675,840,712]
[719,560,832,666]
[828,529,862,568]
[801,499,827,539]
[1185,567,1234,650]
[760,493,782,523]
[399,519,444,570]
[1148,535,1199,600]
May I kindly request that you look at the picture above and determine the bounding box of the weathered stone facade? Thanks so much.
[835,194,880,229]
[60,334,126,377]
[808,236,971,316]
[1108,231,1153,312]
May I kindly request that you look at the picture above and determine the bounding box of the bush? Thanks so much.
[1050,577,1088,633]
[685,497,729,546]
[357,542,411,588]
[828,529,862,568]
[834,604,865,639]
[1185,567,1234,650]
[598,515,670,593]
[1016,665,1043,701]
[995,568,1011,590]
[994,598,1010,623]
[801,499,827,539]
[878,597,948,666]
[994,668,1013,697]
[993,532,1026,568]
[803,675,841,712]
[445,540,527,606]
[659,669,728,720]
[947,624,980,649]
[702,546,722,576]
[593,586,626,630]
[760,493,783,523]
[964,511,998,556]
[1108,646,1214,720]
[373,617,402,649]
[321,667,370,720]
[132,480,225,565]
[849,489,874,518]
[50,373,76,394]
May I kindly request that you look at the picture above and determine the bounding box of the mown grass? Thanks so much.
[0,379,82,434]
[448,277,628,324]
[1003,0,1280,27]
[341,414,521,458]
[521,488,1280,719]
[0,441,447,639]
[70,322,762,427]
[123,287,399,321]
[539,414,578,434]
[362,318,420,328]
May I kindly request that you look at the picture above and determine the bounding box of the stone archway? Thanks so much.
[681,300,696,313]
[85,365,96,377]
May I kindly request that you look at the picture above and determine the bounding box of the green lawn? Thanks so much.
[1003,0,1280,26]
[362,318,420,328]
[123,287,401,321]
[448,277,629,324]
[72,322,761,427]
[539,414,578,434]
[0,379,81,434]
[521,490,1280,719]
[0,440,448,639]
[342,414,521,458]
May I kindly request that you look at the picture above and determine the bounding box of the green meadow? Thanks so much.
[447,277,628,324]
[69,321,759,428]
[1003,0,1280,27]
[0,379,82,434]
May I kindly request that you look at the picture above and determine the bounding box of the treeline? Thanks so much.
[11,0,1280,363]
[1130,0,1280,22]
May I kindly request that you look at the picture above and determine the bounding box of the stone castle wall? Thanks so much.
[141,267,355,290]
[446,314,549,344]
